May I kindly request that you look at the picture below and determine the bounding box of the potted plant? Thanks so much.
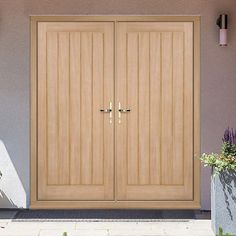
[201,128,236,235]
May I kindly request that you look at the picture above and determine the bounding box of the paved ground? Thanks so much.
[0,210,214,236]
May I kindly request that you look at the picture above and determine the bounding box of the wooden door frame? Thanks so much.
[31,15,200,209]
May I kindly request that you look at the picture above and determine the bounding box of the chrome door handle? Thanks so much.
[100,109,112,113]
[118,109,131,113]
[118,102,131,123]
[100,102,112,124]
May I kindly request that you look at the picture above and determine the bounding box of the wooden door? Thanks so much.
[116,22,194,200]
[37,22,114,200]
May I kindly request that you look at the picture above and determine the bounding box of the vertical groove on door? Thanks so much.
[79,34,82,185]
[68,34,71,185]
[58,32,70,185]
[159,33,163,185]
[161,32,173,185]
[70,32,81,185]
[137,33,140,185]
[138,32,150,185]
[102,34,105,186]
[91,33,94,186]
[81,32,93,185]
[47,32,59,185]
[148,33,151,185]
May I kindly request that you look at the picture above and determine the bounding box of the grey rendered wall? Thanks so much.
[1,0,236,209]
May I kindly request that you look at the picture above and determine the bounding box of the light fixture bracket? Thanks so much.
[216,14,228,46]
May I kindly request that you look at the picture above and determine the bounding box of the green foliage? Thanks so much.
[218,227,232,236]
[219,227,223,236]
[200,127,236,175]
[62,233,67,236]
[200,152,236,175]
[221,141,236,158]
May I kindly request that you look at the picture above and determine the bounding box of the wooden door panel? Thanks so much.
[47,32,59,185]
[37,22,114,200]
[116,22,193,200]
[149,32,161,185]
[70,32,81,185]
[127,33,139,185]
[139,32,150,185]
[161,32,173,185]
[92,32,105,185]
[172,32,184,185]
[58,32,70,185]
[80,32,93,185]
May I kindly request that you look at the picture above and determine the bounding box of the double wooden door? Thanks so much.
[33,17,200,208]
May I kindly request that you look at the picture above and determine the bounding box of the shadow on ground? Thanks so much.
[8,210,211,222]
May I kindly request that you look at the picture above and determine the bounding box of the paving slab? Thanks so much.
[76,222,159,230]
[0,229,39,236]
[0,210,214,236]
[39,229,108,236]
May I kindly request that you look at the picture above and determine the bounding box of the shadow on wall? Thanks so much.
[220,171,236,220]
[0,190,17,208]
[0,140,26,208]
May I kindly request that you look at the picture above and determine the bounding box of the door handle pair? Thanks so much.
[100,102,131,124]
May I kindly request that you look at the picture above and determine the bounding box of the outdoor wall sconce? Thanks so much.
[216,14,228,46]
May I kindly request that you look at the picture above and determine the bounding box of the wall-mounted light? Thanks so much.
[216,14,228,46]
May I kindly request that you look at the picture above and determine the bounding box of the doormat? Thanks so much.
[13,210,197,222]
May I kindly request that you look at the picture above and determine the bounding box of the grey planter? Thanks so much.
[211,169,236,235]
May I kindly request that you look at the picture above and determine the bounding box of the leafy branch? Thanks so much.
[201,128,236,175]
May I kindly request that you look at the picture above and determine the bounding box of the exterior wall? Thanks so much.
[0,0,236,209]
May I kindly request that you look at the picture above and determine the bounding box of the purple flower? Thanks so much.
[222,127,236,145]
